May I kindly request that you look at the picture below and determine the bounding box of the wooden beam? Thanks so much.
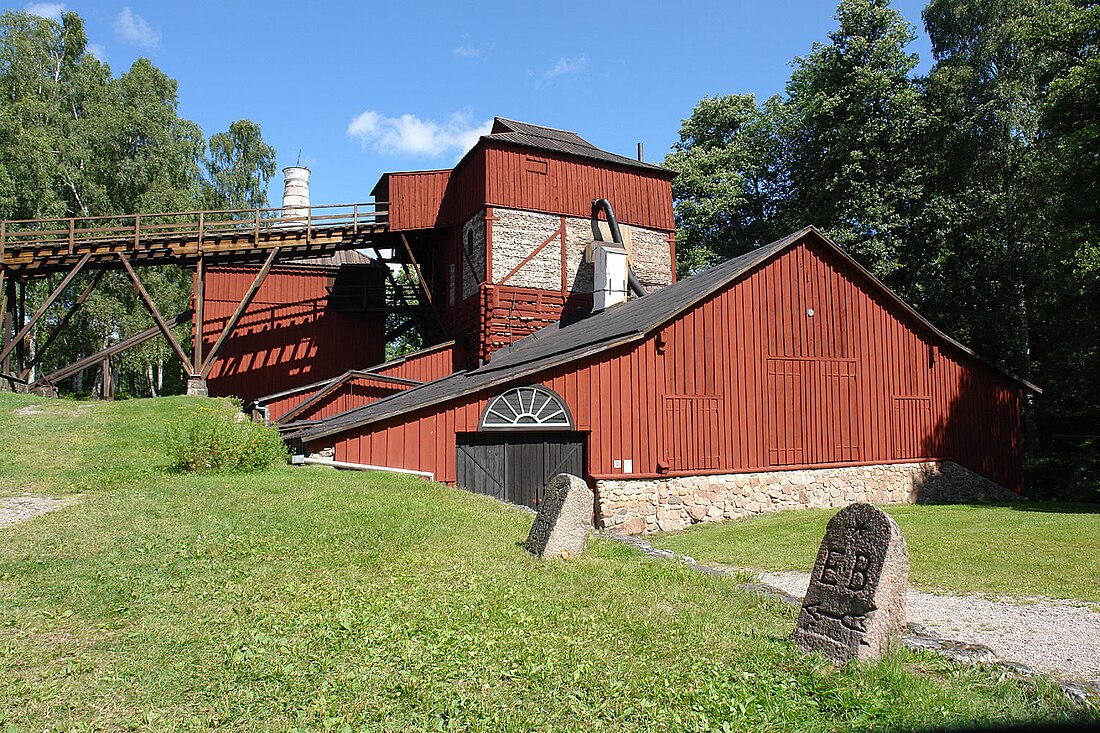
[0,253,91,368]
[0,267,8,366]
[200,246,280,378]
[16,278,25,373]
[20,270,104,381]
[398,234,447,340]
[118,252,196,376]
[1,276,12,374]
[499,222,563,285]
[193,255,205,368]
[400,233,433,307]
[34,310,192,388]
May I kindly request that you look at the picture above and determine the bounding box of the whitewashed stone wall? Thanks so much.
[460,214,487,301]
[489,207,673,292]
[597,461,1018,535]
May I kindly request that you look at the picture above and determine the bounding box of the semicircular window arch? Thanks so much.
[480,385,574,431]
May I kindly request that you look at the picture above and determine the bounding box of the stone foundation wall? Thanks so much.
[597,461,1019,535]
[490,207,673,292]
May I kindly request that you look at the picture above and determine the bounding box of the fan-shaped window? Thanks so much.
[480,385,573,431]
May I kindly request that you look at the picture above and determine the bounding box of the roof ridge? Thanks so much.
[493,117,578,135]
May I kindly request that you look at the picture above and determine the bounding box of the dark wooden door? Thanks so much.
[455,432,585,509]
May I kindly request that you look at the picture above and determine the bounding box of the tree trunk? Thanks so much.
[1017,285,1041,456]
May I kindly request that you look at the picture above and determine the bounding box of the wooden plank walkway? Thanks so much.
[0,202,388,276]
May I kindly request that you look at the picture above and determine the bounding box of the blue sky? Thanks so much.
[14,0,934,207]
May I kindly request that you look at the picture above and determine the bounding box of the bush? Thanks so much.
[1024,437,1100,503]
[165,407,287,474]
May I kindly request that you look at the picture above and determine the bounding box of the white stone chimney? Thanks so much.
[281,166,310,221]
[592,242,629,312]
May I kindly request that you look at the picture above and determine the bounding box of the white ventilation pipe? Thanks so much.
[292,455,434,481]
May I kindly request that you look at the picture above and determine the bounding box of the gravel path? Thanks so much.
[0,496,67,528]
[759,569,1100,689]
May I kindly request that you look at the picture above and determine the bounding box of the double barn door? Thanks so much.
[455,432,585,510]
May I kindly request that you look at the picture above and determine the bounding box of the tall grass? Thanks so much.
[164,406,287,474]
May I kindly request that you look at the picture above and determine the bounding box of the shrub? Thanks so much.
[165,407,287,474]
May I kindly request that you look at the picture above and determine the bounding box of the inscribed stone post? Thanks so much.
[791,502,909,663]
[525,473,593,558]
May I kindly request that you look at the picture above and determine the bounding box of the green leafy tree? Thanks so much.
[783,0,929,283]
[0,9,276,396]
[665,94,791,275]
[205,119,277,212]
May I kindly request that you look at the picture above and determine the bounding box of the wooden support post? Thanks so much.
[117,252,196,376]
[400,233,433,307]
[33,310,191,389]
[400,233,446,339]
[0,253,91,368]
[1,275,12,376]
[101,354,112,400]
[19,270,103,381]
[200,246,280,378]
[193,255,205,369]
[16,278,25,374]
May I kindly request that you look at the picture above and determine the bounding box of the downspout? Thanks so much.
[592,198,647,298]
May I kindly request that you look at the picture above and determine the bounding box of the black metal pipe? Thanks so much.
[592,198,625,246]
[592,198,647,297]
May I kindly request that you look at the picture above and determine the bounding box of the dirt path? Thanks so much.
[758,569,1100,690]
[0,496,68,528]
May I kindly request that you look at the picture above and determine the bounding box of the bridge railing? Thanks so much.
[0,202,390,255]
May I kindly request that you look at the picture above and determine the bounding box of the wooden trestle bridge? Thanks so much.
[0,202,412,395]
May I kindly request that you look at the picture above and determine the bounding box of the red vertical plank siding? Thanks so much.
[481,146,674,231]
[321,234,1024,492]
[203,267,385,402]
[373,343,457,382]
[384,170,451,231]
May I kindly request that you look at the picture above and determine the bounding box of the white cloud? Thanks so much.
[453,46,480,58]
[347,111,491,157]
[544,54,586,79]
[114,7,160,48]
[86,43,106,61]
[24,2,65,20]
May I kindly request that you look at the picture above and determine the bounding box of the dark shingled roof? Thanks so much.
[484,118,673,176]
[287,229,804,441]
[281,249,375,269]
[289,226,1041,444]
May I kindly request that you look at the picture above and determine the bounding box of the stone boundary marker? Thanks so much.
[525,473,593,559]
[605,533,1098,703]
[791,502,910,663]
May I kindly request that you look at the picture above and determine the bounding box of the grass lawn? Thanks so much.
[0,393,1095,731]
[650,502,1100,603]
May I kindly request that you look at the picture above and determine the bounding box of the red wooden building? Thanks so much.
[201,251,389,399]
[221,117,1036,534]
[288,226,1036,534]
[230,118,676,403]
